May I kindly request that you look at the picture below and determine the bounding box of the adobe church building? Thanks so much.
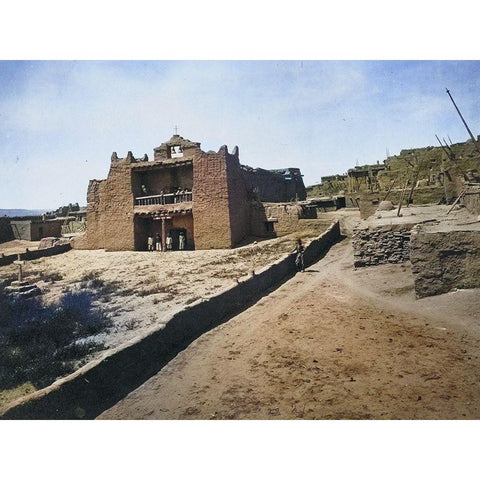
[76,134,306,251]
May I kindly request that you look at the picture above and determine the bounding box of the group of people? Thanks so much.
[147,231,186,252]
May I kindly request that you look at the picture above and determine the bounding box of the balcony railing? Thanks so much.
[135,191,193,206]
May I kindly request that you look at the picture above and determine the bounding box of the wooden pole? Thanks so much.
[397,178,409,217]
[407,158,423,206]
[446,88,480,154]
[161,218,166,251]
[436,134,455,161]
[383,175,398,201]
[446,189,466,215]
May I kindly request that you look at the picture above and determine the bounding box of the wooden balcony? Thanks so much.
[135,191,193,206]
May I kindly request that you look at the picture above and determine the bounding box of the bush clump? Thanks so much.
[0,283,111,390]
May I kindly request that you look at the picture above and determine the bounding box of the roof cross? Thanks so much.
[174,125,179,135]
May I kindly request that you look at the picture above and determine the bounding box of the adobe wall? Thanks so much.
[463,187,480,216]
[0,221,340,419]
[10,220,32,240]
[82,179,106,249]
[345,192,381,219]
[84,157,136,251]
[30,220,63,240]
[410,224,480,298]
[192,150,233,249]
[242,168,306,202]
[102,162,135,251]
[264,204,303,236]
[249,201,273,238]
[0,218,14,243]
[225,150,250,246]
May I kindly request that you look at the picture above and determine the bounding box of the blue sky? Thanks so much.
[1,60,480,209]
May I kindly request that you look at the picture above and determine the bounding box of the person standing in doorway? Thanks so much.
[165,233,173,251]
[178,232,185,251]
[147,235,154,252]
[155,233,162,251]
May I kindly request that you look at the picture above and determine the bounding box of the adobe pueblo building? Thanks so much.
[78,134,306,251]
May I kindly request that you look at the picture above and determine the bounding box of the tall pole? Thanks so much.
[435,134,454,161]
[445,88,480,154]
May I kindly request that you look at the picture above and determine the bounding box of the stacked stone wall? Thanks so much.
[352,224,413,267]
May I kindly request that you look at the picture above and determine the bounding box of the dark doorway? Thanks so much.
[169,228,187,250]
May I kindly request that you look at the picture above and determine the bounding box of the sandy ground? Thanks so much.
[98,235,480,420]
[0,219,330,361]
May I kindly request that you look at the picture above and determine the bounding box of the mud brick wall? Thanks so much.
[0,218,14,243]
[85,160,135,251]
[345,192,381,219]
[9,220,32,240]
[192,151,233,249]
[249,201,271,237]
[30,220,63,240]
[463,188,480,216]
[410,226,480,298]
[352,224,413,267]
[83,179,105,249]
[10,219,62,241]
[225,153,249,246]
[242,168,306,202]
[102,162,135,251]
[264,204,303,236]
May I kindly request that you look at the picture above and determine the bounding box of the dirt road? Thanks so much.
[99,238,480,420]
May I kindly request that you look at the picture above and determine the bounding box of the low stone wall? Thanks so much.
[0,221,341,420]
[410,224,480,298]
[0,243,71,267]
[352,224,413,268]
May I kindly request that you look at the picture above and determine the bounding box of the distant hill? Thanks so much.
[0,209,48,218]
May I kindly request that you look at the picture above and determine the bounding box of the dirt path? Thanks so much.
[98,239,480,420]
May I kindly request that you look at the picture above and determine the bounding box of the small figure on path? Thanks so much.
[293,239,305,272]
